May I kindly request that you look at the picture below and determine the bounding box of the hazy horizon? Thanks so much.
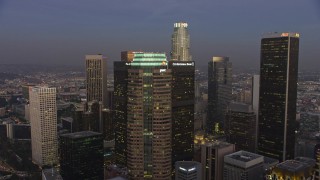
[1,0,320,70]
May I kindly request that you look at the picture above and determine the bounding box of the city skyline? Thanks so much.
[0,0,320,70]
[1,1,320,179]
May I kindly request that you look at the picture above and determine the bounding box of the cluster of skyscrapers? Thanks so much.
[27,21,316,180]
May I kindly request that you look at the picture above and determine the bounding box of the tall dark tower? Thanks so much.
[170,21,195,170]
[113,51,134,166]
[168,61,195,167]
[257,32,300,162]
[207,56,232,134]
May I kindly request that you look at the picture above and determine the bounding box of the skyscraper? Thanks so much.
[225,102,256,152]
[85,55,108,108]
[113,51,139,166]
[201,141,235,180]
[169,61,195,167]
[223,151,265,180]
[207,56,232,134]
[257,32,299,162]
[29,86,58,166]
[171,22,191,61]
[59,131,104,179]
[126,52,172,179]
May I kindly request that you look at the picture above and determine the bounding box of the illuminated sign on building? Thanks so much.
[281,33,300,38]
[172,62,194,66]
[178,166,196,172]
[174,22,188,28]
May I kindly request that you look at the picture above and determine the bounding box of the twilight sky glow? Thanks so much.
[0,0,319,70]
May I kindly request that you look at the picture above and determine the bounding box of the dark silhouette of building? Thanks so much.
[113,51,134,166]
[225,102,256,152]
[59,131,104,180]
[168,61,195,167]
[207,56,232,134]
[201,141,235,180]
[257,32,300,162]
[70,101,100,133]
[101,108,114,141]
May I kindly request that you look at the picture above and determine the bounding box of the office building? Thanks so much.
[102,108,114,141]
[175,161,202,180]
[42,168,63,180]
[25,104,30,121]
[59,131,104,180]
[85,54,108,108]
[70,101,100,133]
[61,117,73,133]
[6,124,31,140]
[251,75,260,150]
[126,52,172,179]
[225,102,256,152]
[223,151,264,180]
[171,22,191,61]
[29,86,58,166]
[257,32,300,162]
[113,51,139,166]
[236,89,252,104]
[169,61,195,166]
[252,75,260,114]
[207,56,232,134]
[201,141,235,180]
[271,157,315,179]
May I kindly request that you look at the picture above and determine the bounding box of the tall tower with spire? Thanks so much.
[171,22,191,61]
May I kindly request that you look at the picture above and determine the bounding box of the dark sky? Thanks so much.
[0,0,319,70]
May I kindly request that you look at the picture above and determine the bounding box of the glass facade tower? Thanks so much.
[257,32,299,162]
[168,61,195,169]
[171,22,191,61]
[207,57,232,134]
[113,52,132,166]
